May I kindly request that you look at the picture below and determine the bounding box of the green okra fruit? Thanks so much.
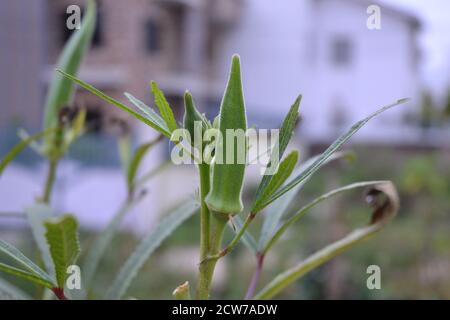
[183,91,209,147]
[205,55,247,215]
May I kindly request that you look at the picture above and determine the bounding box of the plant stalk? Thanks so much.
[196,212,228,299]
[198,164,211,262]
[204,211,256,262]
[51,287,68,300]
[222,212,255,256]
[42,159,59,204]
[245,253,265,300]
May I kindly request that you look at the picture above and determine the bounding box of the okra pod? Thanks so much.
[205,55,247,215]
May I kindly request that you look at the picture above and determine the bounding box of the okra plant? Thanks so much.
[0,2,407,298]
[0,0,164,300]
[0,0,97,300]
[56,54,405,299]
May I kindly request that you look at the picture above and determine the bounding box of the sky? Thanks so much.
[380,0,450,100]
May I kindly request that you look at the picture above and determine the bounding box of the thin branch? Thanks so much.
[245,254,265,300]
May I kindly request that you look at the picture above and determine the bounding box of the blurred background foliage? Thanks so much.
[3,146,449,299]
[1,0,450,300]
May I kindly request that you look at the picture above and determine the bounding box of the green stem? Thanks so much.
[204,211,256,262]
[51,287,68,300]
[245,253,265,300]
[198,164,211,261]
[223,212,255,256]
[42,159,59,204]
[41,121,67,204]
[196,212,228,299]
[196,163,211,299]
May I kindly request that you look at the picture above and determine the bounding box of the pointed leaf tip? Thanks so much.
[184,91,194,111]
[295,95,302,109]
[150,81,177,132]
[44,215,80,289]
[230,54,241,75]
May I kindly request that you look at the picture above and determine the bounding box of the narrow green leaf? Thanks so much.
[43,0,96,131]
[25,204,56,280]
[105,200,200,299]
[118,134,132,177]
[63,108,87,148]
[0,278,31,300]
[252,150,298,213]
[124,92,171,136]
[0,239,54,286]
[258,98,409,211]
[252,96,301,209]
[43,0,97,155]
[257,151,350,252]
[275,95,302,159]
[0,129,54,176]
[150,81,178,132]
[83,197,143,290]
[262,181,390,255]
[44,215,81,288]
[17,128,44,155]
[83,160,167,297]
[0,263,54,289]
[254,182,399,299]
[232,215,258,254]
[135,160,172,189]
[57,69,172,138]
[72,108,87,135]
[127,136,162,191]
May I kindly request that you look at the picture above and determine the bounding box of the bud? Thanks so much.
[183,91,209,150]
[172,281,191,300]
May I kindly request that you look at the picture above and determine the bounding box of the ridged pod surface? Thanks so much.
[205,55,247,215]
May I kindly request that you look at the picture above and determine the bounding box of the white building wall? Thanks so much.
[217,0,420,141]
[307,0,420,141]
[215,0,314,127]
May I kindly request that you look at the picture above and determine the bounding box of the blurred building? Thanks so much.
[0,0,47,130]
[217,0,421,144]
[0,0,429,230]
[1,0,421,141]
[41,0,238,135]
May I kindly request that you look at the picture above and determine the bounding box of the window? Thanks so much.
[145,19,160,53]
[84,108,103,133]
[331,37,352,66]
